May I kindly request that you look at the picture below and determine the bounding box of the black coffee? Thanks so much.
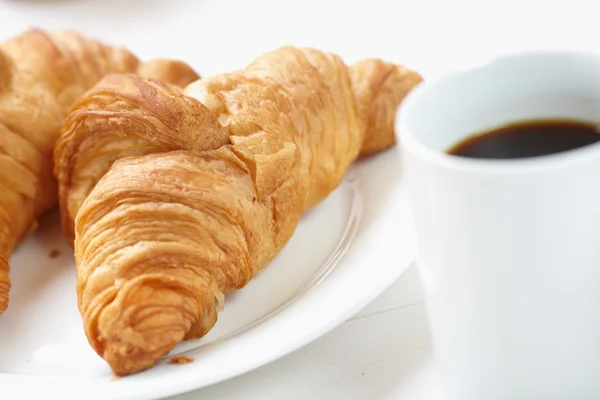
[448,119,600,159]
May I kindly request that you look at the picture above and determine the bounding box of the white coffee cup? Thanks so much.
[397,51,600,400]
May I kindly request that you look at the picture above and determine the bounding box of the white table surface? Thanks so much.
[2,0,598,398]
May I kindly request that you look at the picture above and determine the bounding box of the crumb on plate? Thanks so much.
[169,355,194,365]
[49,249,60,258]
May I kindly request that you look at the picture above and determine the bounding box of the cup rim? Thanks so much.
[396,49,600,175]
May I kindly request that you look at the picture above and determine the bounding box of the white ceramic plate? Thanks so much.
[0,149,416,400]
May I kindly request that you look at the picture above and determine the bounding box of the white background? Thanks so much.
[1,0,595,398]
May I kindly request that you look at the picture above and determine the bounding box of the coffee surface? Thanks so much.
[448,119,600,159]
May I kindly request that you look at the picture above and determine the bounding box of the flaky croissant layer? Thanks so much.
[54,46,422,375]
[0,29,199,312]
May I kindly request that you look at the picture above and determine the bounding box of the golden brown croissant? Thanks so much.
[0,29,200,313]
[54,46,422,375]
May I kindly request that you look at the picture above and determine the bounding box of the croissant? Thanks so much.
[54,46,422,375]
[0,29,199,312]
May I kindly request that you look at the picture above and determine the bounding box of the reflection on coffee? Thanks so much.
[448,119,600,159]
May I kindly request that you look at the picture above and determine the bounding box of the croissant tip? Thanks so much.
[0,297,7,314]
[100,324,186,377]
[93,278,198,376]
[0,287,9,314]
[106,355,156,377]
[0,256,9,313]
